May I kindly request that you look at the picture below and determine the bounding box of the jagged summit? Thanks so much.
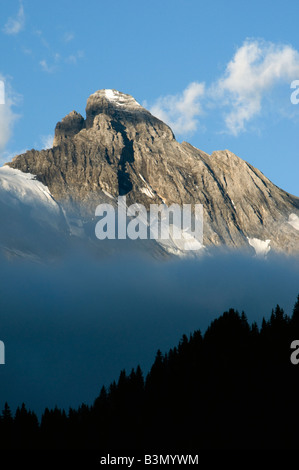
[86,89,146,127]
[3,88,299,256]
[85,88,173,136]
[89,89,142,109]
[52,89,174,147]
[53,110,85,147]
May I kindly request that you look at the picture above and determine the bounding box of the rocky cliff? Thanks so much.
[6,89,299,256]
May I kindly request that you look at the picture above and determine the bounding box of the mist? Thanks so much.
[0,249,298,417]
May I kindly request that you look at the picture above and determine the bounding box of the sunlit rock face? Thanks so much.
[5,89,299,256]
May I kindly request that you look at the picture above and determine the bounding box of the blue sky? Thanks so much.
[1,0,299,196]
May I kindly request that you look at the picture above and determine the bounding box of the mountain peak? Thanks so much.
[90,89,142,109]
[85,88,152,129]
[4,88,299,256]
[51,89,175,148]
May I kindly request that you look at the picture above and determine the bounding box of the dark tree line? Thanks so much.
[1,294,299,450]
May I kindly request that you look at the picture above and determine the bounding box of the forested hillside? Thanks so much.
[1,295,299,450]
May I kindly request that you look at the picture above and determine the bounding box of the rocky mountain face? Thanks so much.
[4,89,299,257]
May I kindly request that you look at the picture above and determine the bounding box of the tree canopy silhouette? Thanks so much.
[1,293,299,450]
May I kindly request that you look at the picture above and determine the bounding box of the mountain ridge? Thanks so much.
[3,88,299,257]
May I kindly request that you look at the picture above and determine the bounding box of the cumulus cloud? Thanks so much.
[214,39,299,135]
[3,1,25,35]
[0,76,21,156]
[149,82,205,135]
[148,39,299,138]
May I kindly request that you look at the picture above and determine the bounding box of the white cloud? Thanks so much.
[39,59,56,73]
[147,40,299,138]
[213,39,299,135]
[149,82,205,135]
[65,50,84,65]
[3,1,25,35]
[40,135,54,149]
[0,75,21,157]
[32,135,53,152]
[40,51,83,71]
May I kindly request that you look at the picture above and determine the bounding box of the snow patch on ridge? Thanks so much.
[0,166,58,211]
[288,213,299,231]
[157,224,205,255]
[247,237,271,257]
[102,189,114,199]
[139,174,155,198]
[102,89,141,108]
[140,187,154,198]
[0,166,63,232]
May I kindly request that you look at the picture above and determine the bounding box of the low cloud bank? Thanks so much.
[0,250,298,416]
